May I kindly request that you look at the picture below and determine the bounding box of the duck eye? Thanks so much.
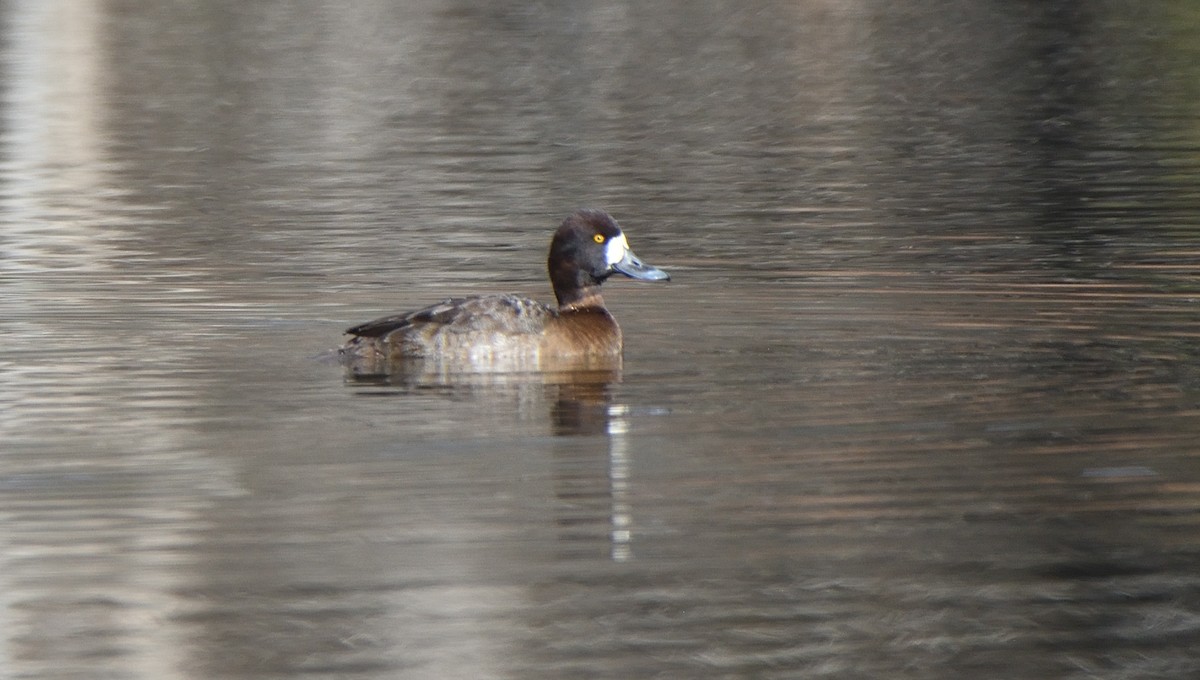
[593,234,605,243]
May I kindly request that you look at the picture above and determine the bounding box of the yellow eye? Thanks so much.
[593,234,605,243]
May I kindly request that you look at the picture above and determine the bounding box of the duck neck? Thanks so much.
[550,257,608,310]
[556,286,606,311]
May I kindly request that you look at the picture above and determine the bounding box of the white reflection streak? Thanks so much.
[607,405,633,562]
[0,0,124,276]
[0,3,185,680]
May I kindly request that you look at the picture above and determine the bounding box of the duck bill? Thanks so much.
[613,249,670,281]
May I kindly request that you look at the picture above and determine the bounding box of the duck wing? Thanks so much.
[345,294,553,338]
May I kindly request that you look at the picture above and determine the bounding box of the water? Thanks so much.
[2,1,1200,678]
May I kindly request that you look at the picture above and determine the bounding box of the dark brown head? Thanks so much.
[547,209,670,308]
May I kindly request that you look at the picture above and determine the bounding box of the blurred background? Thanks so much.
[2,1,1200,678]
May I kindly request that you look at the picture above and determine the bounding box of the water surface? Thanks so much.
[2,1,1200,678]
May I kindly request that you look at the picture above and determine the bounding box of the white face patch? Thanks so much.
[605,233,629,266]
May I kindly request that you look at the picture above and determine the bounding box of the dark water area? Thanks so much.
[3,1,1200,678]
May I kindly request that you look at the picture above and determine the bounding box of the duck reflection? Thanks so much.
[345,358,635,561]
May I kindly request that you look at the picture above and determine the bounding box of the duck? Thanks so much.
[340,209,670,371]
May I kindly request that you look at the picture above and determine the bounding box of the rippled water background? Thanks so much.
[3,1,1200,678]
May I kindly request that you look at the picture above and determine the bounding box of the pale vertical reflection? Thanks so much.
[0,0,126,275]
[0,0,135,436]
[0,3,187,680]
[607,405,633,562]
[0,0,119,427]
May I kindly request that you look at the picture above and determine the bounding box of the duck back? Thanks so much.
[344,294,551,357]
